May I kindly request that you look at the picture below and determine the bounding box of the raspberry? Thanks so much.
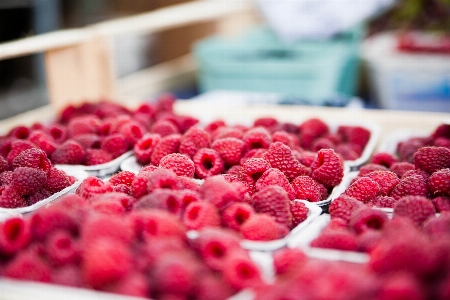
[150,119,179,137]
[44,167,71,193]
[329,195,364,223]
[299,118,329,149]
[432,123,450,139]
[428,168,450,196]
[101,133,129,158]
[51,140,85,165]
[200,176,242,210]
[423,214,450,238]
[194,272,235,300]
[204,119,226,133]
[393,195,436,226]
[81,213,134,246]
[272,130,296,148]
[370,152,398,168]
[90,192,135,215]
[45,229,80,266]
[0,156,9,173]
[179,127,210,158]
[370,195,397,208]
[67,116,99,137]
[133,133,161,165]
[378,272,426,300]
[175,189,201,211]
[240,148,268,165]
[113,184,131,195]
[82,237,133,289]
[7,140,35,165]
[414,146,450,174]
[11,167,47,196]
[27,189,53,205]
[3,249,52,282]
[11,148,51,174]
[147,168,180,192]
[134,189,181,214]
[432,196,450,212]
[390,175,428,200]
[356,229,382,252]
[272,248,308,276]
[109,171,135,187]
[221,202,254,231]
[211,137,245,167]
[335,144,360,160]
[226,165,242,177]
[289,200,309,228]
[292,175,328,202]
[131,171,151,198]
[390,162,416,178]
[46,123,67,143]
[51,265,83,288]
[119,121,146,146]
[349,207,388,234]
[76,176,113,199]
[159,153,195,177]
[241,213,280,241]
[104,272,149,298]
[339,126,371,150]
[434,137,450,148]
[401,169,429,181]
[0,217,31,255]
[183,201,221,230]
[311,149,344,187]
[240,158,271,194]
[177,176,201,192]
[296,150,317,167]
[151,133,181,165]
[344,177,381,203]
[251,185,292,228]
[242,126,272,150]
[193,148,224,179]
[72,133,101,149]
[358,163,389,176]
[130,209,185,240]
[365,171,400,196]
[222,251,263,290]
[255,168,296,200]
[84,148,113,165]
[7,125,30,139]
[174,114,200,133]
[254,117,279,130]
[264,142,310,181]
[193,227,241,271]
[29,206,79,241]
[311,137,335,152]
[397,138,426,163]
[28,130,58,156]
[211,126,244,141]
[310,229,358,251]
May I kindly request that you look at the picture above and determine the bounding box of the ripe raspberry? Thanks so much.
[177,176,201,192]
[118,121,145,146]
[221,202,254,231]
[432,196,450,212]
[183,201,221,230]
[28,130,58,156]
[211,126,244,141]
[6,140,36,165]
[311,136,335,152]
[194,272,235,300]
[349,207,388,234]
[334,143,360,160]
[251,185,292,228]
[255,168,296,200]
[272,248,308,276]
[434,137,450,148]
[179,127,210,158]
[370,195,397,208]
[428,168,450,196]
[193,227,241,271]
[272,130,296,148]
[159,153,195,177]
[130,209,185,240]
[90,192,136,215]
[414,146,450,174]
[44,167,71,193]
[393,195,436,226]
[365,171,400,196]
[264,142,310,181]
[401,169,429,181]
[45,229,80,266]
[173,114,200,133]
[299,118,329,149]
[310,229,358,251]
[72,133,100,149]
[76,176,113,199]
[109,171,135,187]
[329,195,364,223]
[134,133,161,165]
[241,213,280,241]
[296,150,316,167]
[211,137,245,167]
[82,237,132,289]
[254,117,279,130]
[27,188,53,205]
[134,189,180,214]
[397,138,426,163]
[371,152,398,168]
[378,272,426,300]
[150,119,179,137]
[147,168,180,192]
[200,176,242,210]
[81,213,134,246]
[292,175,328,202]
[175,189,201,211]
[113,184,131,195]
[222,251,263,290]
[358,163,389,176]
[67,116,99,137]
[46,123,67,143]
[150,133,181,165]
[101,133,129,158]
[423,213,450,238]
[51,140,85,165]
[11,148,52,174]
[390,175,428,200]
[204,119,226,133]
[344,177,381,203]
[7,125,30,139]
[0,156,9,173]
[339,125,371,149]
[84,148,113,165]
[289,200,309,228]
[226,165,242,177]
[104,271,149,298]
[11,167,46,196]
[0,217,31,255]
[240,148,268,165]
[432,123,450,139]
[3,249,52,282]
[390,162,416,178]
[311,149,344,187]
[193,148,224,179]
[242,126,272,150]
[131,171,151,198]
[240,158,271,193]
[356,229,382,253]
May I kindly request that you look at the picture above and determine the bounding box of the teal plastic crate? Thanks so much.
[194,26,363,106]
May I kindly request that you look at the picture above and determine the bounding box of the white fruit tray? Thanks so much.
[0,167,89,218]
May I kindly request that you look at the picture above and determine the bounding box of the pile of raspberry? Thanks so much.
[0,195,267,299]
[0,148,76,208]
[0,94,199,167]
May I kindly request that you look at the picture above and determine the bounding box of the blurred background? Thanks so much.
[0,0,449,119]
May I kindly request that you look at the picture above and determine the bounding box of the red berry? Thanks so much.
[390,175,428,200]
[358,163,389,176]
[200,176,243,210]
[349,207,388,234]
[44,167,71,193]
[256,168,296,200]
[183,201,221,230]
[289,200,309,228]
[251,185,292,228]
[0,217,31,255]
[72,133,101,149]
[147,168,180,192]
[292,175,328,202]
[370,195,397,208]
[84,149,113,165]
[241,213,280,241]
[344,177,381,203]
[151,133,181,165]
[134,189,181,214]
[221,202,254,231]
[119,121,145,146]
[211,137,245,167]
[397,137,426,163]
[393,195,436,226]
[179,127,210,158]
[45,229,80,266]
[76,176,113,199]
[130,209,185,240]
[371,152,398,168]
[159,153,195,177]
[101,133,129,158]
[11,167,47,196]
[133,133,161,165]
[222,251,263,289]
[310,229,358,251]
[272,130,296,148]
[311,149,344,187]
[299,118,329,149]
[109,171,135,187]
[51,140,85,165]
[365,171,400,196]
[3,249,52,282]
[390,162,416,178]
[212,126,243,141]
[264,142,310,181]
[28,130,58,156]
[7,140,36,165]
[414,146,450,174]
[242,126,272,150]
[428,168,450,196]
[150,119,179,137]
[329,195,364,224]
[432,196,450,212]
[193,148,224,179]
[272,248,308,276]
